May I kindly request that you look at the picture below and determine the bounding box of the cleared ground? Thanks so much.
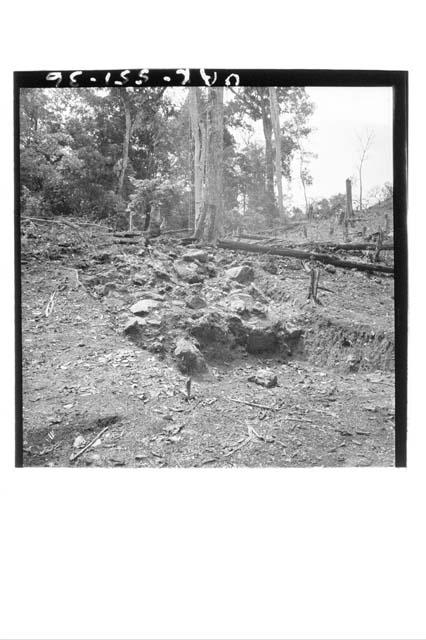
[20,205,395,467]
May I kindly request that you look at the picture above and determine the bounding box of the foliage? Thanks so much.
[20,86,316,232]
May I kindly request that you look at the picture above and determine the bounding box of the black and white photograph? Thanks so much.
[17,73,405,468]
[3,2,426,636]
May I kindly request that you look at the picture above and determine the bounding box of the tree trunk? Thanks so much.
[346,178,354,225]
[260,92,276,221]
[196,87,224,241]
[217,240,394,274]
[269,88,285,221]
[188,88,202,227]
[300,155,309,217]
[359,168,363,213]
[117,91,132,199]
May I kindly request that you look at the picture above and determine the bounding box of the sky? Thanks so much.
[258,86,393,208]
[296,86,393,204]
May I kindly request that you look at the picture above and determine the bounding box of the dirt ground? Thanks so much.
[20,209,395,467]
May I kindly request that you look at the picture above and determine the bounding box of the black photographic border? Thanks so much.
[14,68,408,467]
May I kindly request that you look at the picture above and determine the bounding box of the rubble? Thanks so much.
[227,292,254,316]
[248,369,279,388]
[182,249,208,263]
[130,299,161,316]
[225,265,255,283]
[133,291,165,301]
[123,317,147,336]
[186,294,207,310]
[173,260,204,283]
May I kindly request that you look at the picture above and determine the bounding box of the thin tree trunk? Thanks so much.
[117,91,132,199]
[260,92,276,221]
[194,116,209,240]
[269,87,285,221]
[189,88,202,227]
[300,155,309,217]
[346,178,354,226]
[357,130,374,213]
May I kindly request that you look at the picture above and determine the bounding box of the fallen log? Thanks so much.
[180,236,198,245]
[217,240,394,274]
[238,233,277,242]
[113,231,143,238]
[162,227,193,236]
[22,216,111,230]
[290,241,394,252]
[255,221,307,234]
[115,239,140,245]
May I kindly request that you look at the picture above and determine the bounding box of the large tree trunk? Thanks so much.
[269,87,285,221]
[217,240,394,274]
[188,88,202,227]
[195,87,224,241]
[117,91,132,199]
[212,86,224,238]
[259,91,276,222]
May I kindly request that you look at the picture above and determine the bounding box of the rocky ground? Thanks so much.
[20,214,395,467]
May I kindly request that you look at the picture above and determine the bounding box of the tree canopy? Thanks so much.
[20,85,316,235]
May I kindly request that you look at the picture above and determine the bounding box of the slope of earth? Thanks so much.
[20,217,395,467]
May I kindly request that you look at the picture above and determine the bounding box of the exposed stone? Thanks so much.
[246,324,279,353]
[182,249,208,263]
[132,273,148,285]
[204,264,217,277]
[133,291,165,301]
[123,317,146,336]
[153,266,170,280]
[145,259,171,280]
[252,302,267,318]
[227,315,247,346]
[228,293,254,316]
[149,340,166,355]
[190,311,230,347]
[225,265,255,283]
[173,260,204,284]
[130,299,161,316]
[146,318,162,327]
[102,282,117,296]
[73,435,86,449]
[248,369,278,388]
[263,259,278,275]
[187,294,207,310]
[190,311,247,353]
[157,284,173,294]
[249,283,270,304]
[174,337,207,374]
[84,275,101,286]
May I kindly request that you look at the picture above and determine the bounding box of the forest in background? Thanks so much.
[20,86,391,239]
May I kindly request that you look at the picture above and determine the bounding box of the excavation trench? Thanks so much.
[124,306,394,375]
